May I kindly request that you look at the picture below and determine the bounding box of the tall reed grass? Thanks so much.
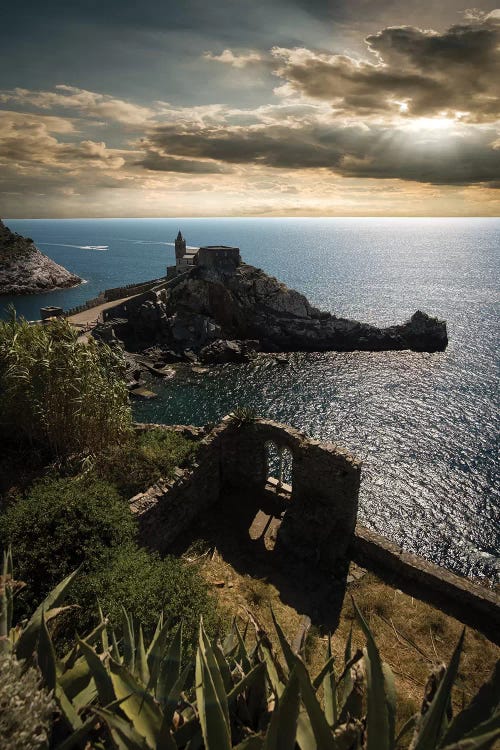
[0,311,132,460]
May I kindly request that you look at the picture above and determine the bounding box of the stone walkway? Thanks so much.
[67,293,138,330]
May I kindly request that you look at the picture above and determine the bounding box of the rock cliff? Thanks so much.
[0,220,81,295]
[117,262,448,357]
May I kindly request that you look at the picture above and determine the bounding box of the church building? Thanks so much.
[168,231,241,277]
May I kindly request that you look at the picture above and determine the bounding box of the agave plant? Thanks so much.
[1,549,499,750]
[227,407,257,427]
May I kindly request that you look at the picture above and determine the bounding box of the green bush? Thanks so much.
[96,428,198,497]
[0,313,132,460]
[0,476,136,612]
[72,543,219,651]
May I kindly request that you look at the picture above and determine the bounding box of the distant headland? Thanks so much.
[61,230,448,365]
[0,219,81,295]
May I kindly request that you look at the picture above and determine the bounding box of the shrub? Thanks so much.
[96,428,198,497]
[0,313,132,460]
[0,656,54,750]
[0,476,136,612]
[72,543,219,651]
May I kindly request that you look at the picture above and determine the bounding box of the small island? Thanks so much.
[0,219,81,295]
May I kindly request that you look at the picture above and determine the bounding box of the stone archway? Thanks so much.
[265,440,293,489]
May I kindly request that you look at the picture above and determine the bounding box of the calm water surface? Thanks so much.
[4,217,499,580]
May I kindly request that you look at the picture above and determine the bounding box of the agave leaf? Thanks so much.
[157,664,191,750]
[91,706,151,750]
[56,683,84,731]
[234,737,264,749]
[353,598,396,750]
[146,611,164,659]
[263,666,300,750]
[146,614,172,689]
[271,609,295,675]
[293,654,336,750]
[37,611,57,691]
[97,601,109,653]
[58,656,92,700]
[52,715,99,750]
[122,608,136,673]
[440,724,500,750]
[111,626,123,664]
[195,620,232,750]
[323,636,337,728]
[227,662,266,704]
[156,622,182,706]
[411,629,465,750]
[395,713,418,747]
[234,620,252,674]
[214,641,234,693]
[259,637,285,698]
[162,663,190,726]
[450,710,500,744]
[136,626,150,686]
[312,655,336,692]
[79,636,115,708]
[16,566,81,660]
[222,618,239,659]
[109,658,163,748]
[72,678,98,711]
[441,661,500,746]
[0,572,13,655]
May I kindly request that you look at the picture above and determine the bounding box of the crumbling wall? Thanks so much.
[130,417,361,568]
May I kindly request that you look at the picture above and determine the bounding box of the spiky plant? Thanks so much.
[2,550,499,749]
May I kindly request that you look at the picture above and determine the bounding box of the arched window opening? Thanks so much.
[265,441,293,488]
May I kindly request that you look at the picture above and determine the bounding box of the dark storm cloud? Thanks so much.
[141,119,500,186]
[274,12,500,121]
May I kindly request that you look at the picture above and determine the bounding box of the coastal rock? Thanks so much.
[0,219,81,295]
[119,261,448,355]
[199,338,260,364]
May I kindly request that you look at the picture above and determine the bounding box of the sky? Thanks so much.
[0,1,499,218]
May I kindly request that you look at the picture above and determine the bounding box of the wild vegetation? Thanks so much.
[0,314,214,654]
[0,313,131,460]
[1,552,499,750]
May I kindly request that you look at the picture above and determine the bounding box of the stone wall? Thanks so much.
[218,419,361,566]
[129,417,500,642]
[130,417,360,568]
[197,246,241,272]
[351,525,500,645]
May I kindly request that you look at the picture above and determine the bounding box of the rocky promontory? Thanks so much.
[110,260,448,360]
[0,220,81,295]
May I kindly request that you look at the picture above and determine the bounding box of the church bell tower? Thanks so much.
[175,230,186,261]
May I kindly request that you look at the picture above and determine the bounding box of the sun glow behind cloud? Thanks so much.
[0,6,499,217]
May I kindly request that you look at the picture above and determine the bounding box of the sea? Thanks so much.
[3,217,499,582]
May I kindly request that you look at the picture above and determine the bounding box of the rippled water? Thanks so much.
[4,217,499,580]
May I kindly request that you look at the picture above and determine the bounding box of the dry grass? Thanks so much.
[191,548,499,732]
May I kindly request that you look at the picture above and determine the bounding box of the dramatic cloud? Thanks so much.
[1,7,499,217]
[141,116,500,186]
[272,12,500,122]
[0,86,154,125]
[0,111,129,172]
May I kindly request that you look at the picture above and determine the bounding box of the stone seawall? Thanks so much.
[351,525,500,645]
